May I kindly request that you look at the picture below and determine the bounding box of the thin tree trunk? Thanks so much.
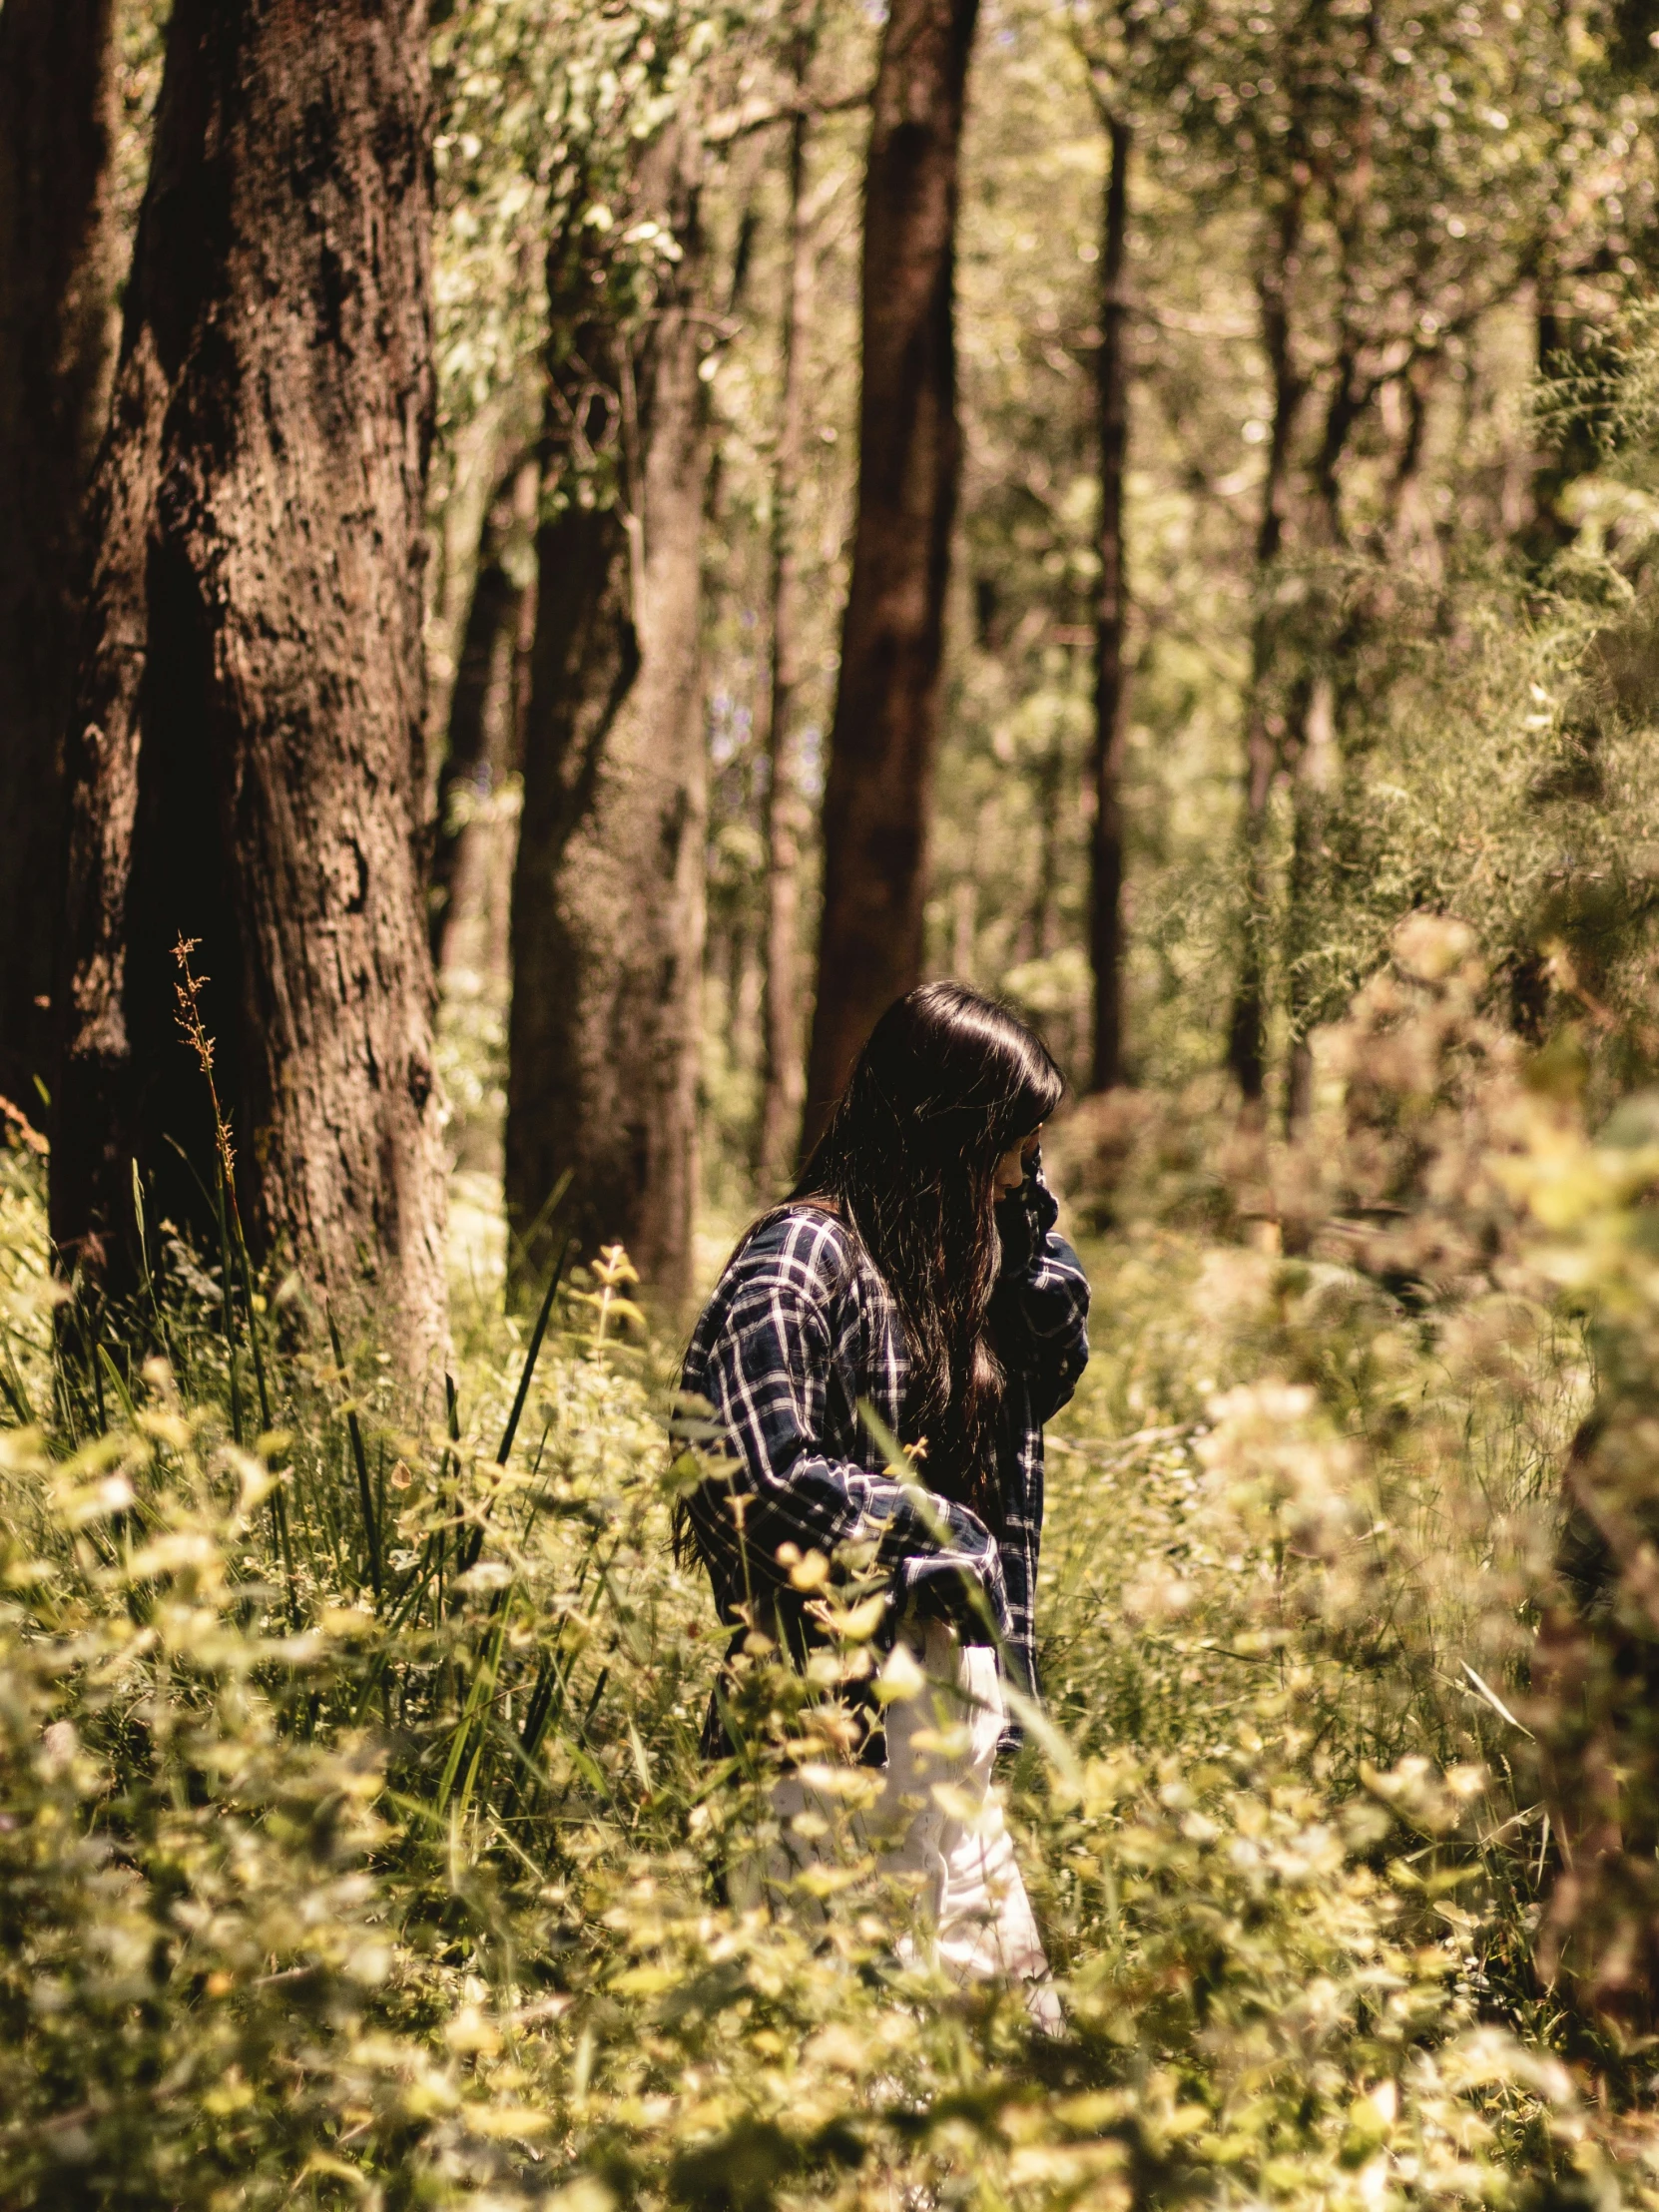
[1527,265,1583,565]
[699,189,761,539]
[508,517,538,775]
[700,167,763,1119]
[1032,742,1064,960]
[1281,240,1377,1131]
[755,69,817,1193]
[506,137,711,1296]
[54,0,447,1371]
[1226,186,1306,1108]
[1281,362,1358,1135]
[1089,109,1132,1093]
[430,452,531,970]
[1382,354,1442,578]
[801,0,980,1148]
[1283,671,1334,1135]
[0,0,121,1111]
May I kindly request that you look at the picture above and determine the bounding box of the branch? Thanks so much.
[1063,0,1133,131]
[1134,302,1257,340]
[704,82,872,146]
[1345,275,1525,422]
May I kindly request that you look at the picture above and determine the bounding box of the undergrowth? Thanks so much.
[4,921,1659,2207]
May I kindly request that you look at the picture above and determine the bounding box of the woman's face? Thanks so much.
[992,1127,1043,1198]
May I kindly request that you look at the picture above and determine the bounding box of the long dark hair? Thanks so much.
[795,982,1063,1528]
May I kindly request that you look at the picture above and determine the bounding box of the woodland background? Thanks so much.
[9,0,1659,2206]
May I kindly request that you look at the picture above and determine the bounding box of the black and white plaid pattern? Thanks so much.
[677,1168,1090,1705]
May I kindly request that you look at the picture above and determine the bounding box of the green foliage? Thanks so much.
[905,0,1659,1107]
[432,0,722,453]
[16,939,1659,2203]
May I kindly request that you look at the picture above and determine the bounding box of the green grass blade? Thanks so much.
[461,1235,576,1573]
[326,1304,381,1600]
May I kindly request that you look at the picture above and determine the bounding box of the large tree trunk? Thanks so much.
[755,68,817,1195]
[1089,109,1132,1094]
[800,0,980,1147]
[505,139,711,1296]
[54,0,447,1372]
[0,0,121,1112]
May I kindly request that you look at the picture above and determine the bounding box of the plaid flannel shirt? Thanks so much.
[677,1165,1090,1710]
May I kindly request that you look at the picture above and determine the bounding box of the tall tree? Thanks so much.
[505,129,712,1294]
[755,20,822,1192]
[55,0,448,1371]
[1085,86,1133,1094]
[801,0,980,1145]
[0,0,122,1112]
[1148,0,1622,1111]
[1225,183,1306,1112]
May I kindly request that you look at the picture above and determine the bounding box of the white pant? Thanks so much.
[757,1621,1061,2030]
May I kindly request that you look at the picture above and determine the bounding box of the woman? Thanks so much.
[677,983,1089,2017]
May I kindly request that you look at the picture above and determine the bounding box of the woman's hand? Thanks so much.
[993,1131,1046,1275]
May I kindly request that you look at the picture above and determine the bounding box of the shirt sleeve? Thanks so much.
[991,1158,1091,1423]
[684,1251,1011,1644]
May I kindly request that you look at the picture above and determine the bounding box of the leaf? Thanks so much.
[820,1591,888,1643]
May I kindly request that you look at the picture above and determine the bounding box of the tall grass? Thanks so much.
[2,928,1655,2206]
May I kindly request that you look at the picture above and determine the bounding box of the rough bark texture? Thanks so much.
[0,0,121,1111]
[755,85,816,1194]
[801,0,979,1149]
[54,0,448,1372]
[430,454,532,972]
[506,141,711,1296]
[1089,110,1132,1095]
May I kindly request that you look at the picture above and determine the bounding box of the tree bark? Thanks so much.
[800,0,980,1148]
[430,452,532,971]
[1089,109,1132,1094]
[506,138,711,1296]
[755,67,817,1193]
[0,0,121,1112]
[54,0,447,1372]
